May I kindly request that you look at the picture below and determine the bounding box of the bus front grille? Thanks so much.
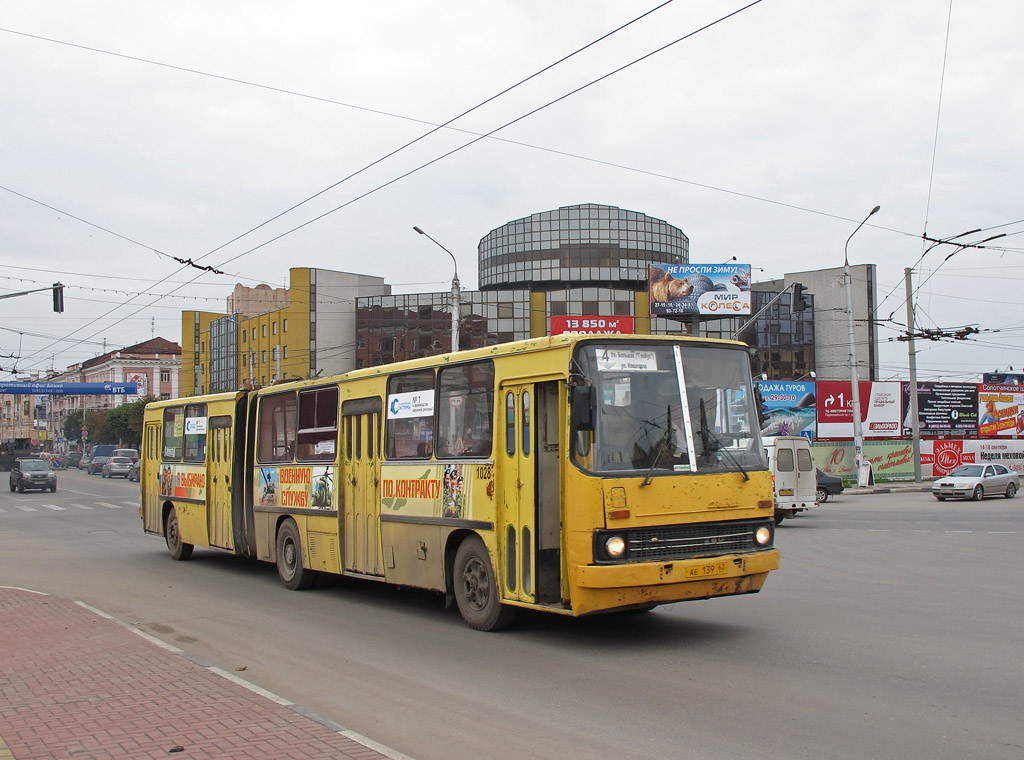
[593,520,773,564]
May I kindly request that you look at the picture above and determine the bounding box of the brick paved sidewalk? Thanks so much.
[0,587,406,760]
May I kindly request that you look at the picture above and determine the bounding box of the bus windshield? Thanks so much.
[573,342,767,476]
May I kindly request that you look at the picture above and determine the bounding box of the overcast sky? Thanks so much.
[2,0,1021,382]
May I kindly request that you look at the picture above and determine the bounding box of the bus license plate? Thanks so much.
[779,488,794,496]
[686,561,728,579]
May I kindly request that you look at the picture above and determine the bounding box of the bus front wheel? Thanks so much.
[453,536,515,632]
[276,519,317,590]
[165,506,193,561]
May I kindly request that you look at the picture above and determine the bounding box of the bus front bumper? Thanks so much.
[571,549,780,615]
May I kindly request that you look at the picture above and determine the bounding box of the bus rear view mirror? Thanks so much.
[570,386,595,432]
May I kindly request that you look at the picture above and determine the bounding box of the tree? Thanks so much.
[63,410,84,444]
[84,409,109,445]
[103,396,153,447]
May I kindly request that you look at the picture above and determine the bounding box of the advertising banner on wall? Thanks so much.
[812,441,915,480]
[756,380,816,438]
[550,315,634,335]
[920,438,1024,477]
[648,264,751,317]
[977,383,1024,437]
[902,382,978,437]
[816,380,901,439]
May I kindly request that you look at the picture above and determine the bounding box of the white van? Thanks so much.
[763,436,818,524]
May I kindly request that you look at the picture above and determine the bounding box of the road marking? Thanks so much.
[41,504,65,511]
[14,505,36,512]
[70,503,94,510]
[97,502,122,509]
[944,530,973,533]
[0,507,5,513]
[987,531,1017,534]
[866,529,891,532]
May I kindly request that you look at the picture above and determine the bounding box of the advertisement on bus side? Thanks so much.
[380,462,482,520]
[159,464,207,501]
[256,465,336,510]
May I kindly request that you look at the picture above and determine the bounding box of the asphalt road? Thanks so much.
[2,470,1022,760]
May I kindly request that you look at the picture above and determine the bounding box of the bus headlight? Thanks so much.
[754,525,773,546]
[605,535,627,559]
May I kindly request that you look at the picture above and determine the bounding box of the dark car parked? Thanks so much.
[815,468,844,503]
[128,459,141,482]
[9,458,57,493]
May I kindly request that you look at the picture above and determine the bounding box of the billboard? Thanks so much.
[982,372,1024,385]
[648,264,751,317]
[757,381,816,438]
[902,382,978,437]
[816,380,901,439]
[977,384,1024,437]
[550,315,634,335]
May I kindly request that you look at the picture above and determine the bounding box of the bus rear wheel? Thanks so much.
[276,519,317,590]
[165,506,193,561]
[453,536,515,632]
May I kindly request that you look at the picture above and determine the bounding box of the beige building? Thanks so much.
[45,337,182,447]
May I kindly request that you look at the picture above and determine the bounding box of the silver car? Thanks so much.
[102,456,133,479]
[932,463,1019,501]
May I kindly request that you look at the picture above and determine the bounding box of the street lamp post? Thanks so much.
[413,226,461,353]
[844,205,880,487]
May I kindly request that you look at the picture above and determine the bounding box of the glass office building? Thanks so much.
[355,203,814,378]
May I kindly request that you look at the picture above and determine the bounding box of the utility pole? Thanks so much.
[845,205,880,487]
[905,268,922,482]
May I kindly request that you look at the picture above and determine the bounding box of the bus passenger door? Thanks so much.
[207,417,234,550]
[343,408,383,576]
[142,421,162,534]
[499,384,536,604]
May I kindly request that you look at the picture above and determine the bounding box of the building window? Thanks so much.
[283,346,288,358]
[283,319,289,332]
[261,351,266,363]
[262,325,267,338]
[272,322,278,335]
[161,370,170,382]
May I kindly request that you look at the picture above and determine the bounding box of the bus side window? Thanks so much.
[296,386,338,461]
[257,392,297,463]
[506,393,515,456]
[438,360,494,458]
[183,403,208,463]
[163,406,184,461]
[385,369,435,459]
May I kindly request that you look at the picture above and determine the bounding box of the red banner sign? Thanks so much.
[550,316,634,335]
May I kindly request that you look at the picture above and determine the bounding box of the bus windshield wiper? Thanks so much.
[700,399,749,481]
[640,406,673,487]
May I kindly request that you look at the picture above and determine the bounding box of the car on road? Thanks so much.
[815,468,844,503]
[932,463,1019,501]
[78,455,92,471]
[102,456,133,479]
[65,451,83,469]
[128,459,141,482]
[9,458,57,493]
[113,448,140,463]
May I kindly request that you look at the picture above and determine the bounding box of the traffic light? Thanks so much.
[792,283,807,313]
[52,283,64,313]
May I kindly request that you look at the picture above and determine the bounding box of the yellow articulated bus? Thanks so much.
[141,334,779,630]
